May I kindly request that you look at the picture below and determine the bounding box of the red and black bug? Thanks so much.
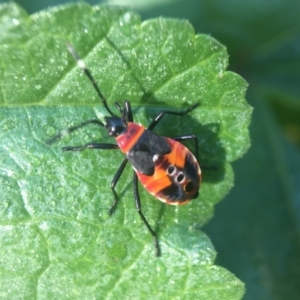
[48,45,201,256]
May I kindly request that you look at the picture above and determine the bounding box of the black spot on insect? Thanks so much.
[167,165,175,175]
[158,184,182,202]
[184,152,199,182]
[185,181,194,193]
[176,173,184,182]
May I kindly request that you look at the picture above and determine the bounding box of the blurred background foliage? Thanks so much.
[2,0,300,299]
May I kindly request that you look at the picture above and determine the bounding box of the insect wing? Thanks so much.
[126,130,171,175]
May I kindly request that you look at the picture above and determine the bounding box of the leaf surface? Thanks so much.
[0,3,251,299]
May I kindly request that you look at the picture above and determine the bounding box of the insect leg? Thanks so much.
[108,158,128,215]
[62,143,119,151]
[172,134,199,161]
[133,172,160,256]
[67,44,115,116]
[147,103,199,131]
[47,119,105,145]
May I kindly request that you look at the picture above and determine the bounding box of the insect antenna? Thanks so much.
[46,119,105,145]
[66,43,115,117]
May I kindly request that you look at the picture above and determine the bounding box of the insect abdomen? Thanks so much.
[137,138,201,205]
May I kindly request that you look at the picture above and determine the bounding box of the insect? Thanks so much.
[48,44,201,256]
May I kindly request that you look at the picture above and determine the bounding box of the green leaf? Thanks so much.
[0,3,251,299]
[207,90,300,300]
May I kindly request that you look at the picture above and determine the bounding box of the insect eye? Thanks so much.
[185,181,194,193]
[167,165,175,175]
[176,173,184,183]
